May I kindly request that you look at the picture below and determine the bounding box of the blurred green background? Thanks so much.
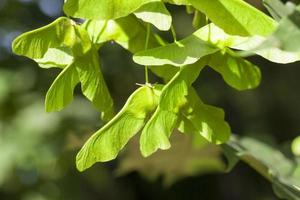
[0,0,300,199]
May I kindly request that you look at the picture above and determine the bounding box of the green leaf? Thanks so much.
[74,49,114,121]
[83,15,179,81]
[45,63,79,112]
[81,20,107,45]
[148,65,179,82]
[263,0,292,21]
[170,24,258,90]
[177,113,198,136]
[163,0,190,6]
[140,60,206,156]
[189,0,277,36]
[232,36,300,64]
[12,17,76,59]
[83,15,160,53]
[140,110,178,156]
[63,0,159,20]
[273,178,300,200]
[25,20,113,118]
[292,136,300,156]
[44,47,113,116]
[269,6,300,52]
[72,25,93,56]
[35,22,112,116]
[208,50,261,90]
[34,47,73,69]
[245,5,300,59]
[192,23,246,49]
[133,32,219,66]
[182,88,231,144]
[222,135,300,200]
[195,23,300,64]
[134,2,172,31]
[76,86,159,171]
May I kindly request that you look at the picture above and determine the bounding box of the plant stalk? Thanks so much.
[144,23,151,84]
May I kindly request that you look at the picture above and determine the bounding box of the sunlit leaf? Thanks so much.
[74,49,114,121]
[134,2,172,31]
[12,17,76,59]
[76,86,159,171]
[72,25,93,56]
[177,113,198,136]
[148,65,179,82]
[133,33,218,66]
[269,6,300,52]
[163,0,190,6]
[45,63,79,112]
[34,47,74,69]
[44,46,113,117]
[83,15,160,53]
[63,0,159,20]
[232,36,300,64]
[273,178,300,200]
[83,15,178,80]
[263,0,291,21]
[222,135,300,200]
[292,136,300,156]
[181,88,231,144]
[193,23,246,49]
[140,110,178,156]
[140,60,206,156]
[193,23,300,64]
[208,50,261,90]
[189,0,277,36]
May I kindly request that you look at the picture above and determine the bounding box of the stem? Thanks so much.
[206,16,211,43]
[144,23,151,84]
[144,64,149,84]
[192,10,200,29]
[205,16,209,25]
[171,25,177,42]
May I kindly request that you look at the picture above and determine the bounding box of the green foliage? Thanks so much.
[223,135,300,200]
[45,63,79,112]
[83,15,160,53]
[163,0,190,5]
[189,0,277,36]
[263,0,292,20]
[12,17,75,59]
[76,49,114,120]
[270,5,300,52]
[63,0,159,20]
[134,2,172,31]
[181,88,230,144]
[12,0,300,199]
[195,23,300,64]
[253,2,300,55]
[292,136,300,156]
[133,31,219,66]
[232,35,300,64]
[141,60,206,156]
[76,86,160,171]
[13,17,114,119]
[208,50,261,90]
[34,47,73,69]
